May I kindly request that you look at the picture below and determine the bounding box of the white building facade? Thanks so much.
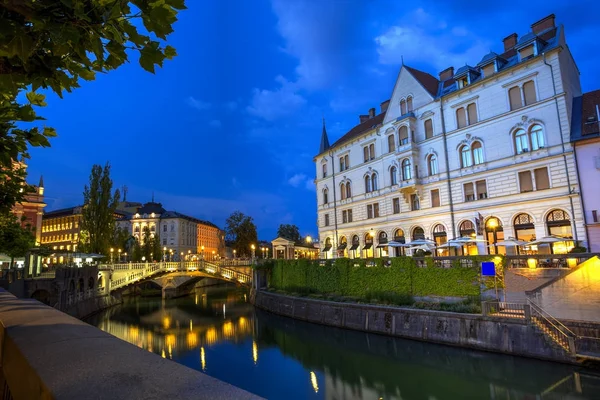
[315,14,586,258]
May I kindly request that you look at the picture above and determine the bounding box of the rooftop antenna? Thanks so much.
[151,191,154,203]
[122,185,128,202]
[401,55,404,65]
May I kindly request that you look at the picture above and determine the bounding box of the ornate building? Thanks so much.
[571,90,600,252]
[11,168,45,245]
[315,14,586,258]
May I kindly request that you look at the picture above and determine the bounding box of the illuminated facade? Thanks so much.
[11,173,46,245]
[315,14,586,258]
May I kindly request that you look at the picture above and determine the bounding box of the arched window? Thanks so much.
[472,141,484,165]
[378,231,388,244]
[323,188,329,204]
[323,237,332,254]
[546,209,572,238]
[456,107,467,129]
[393,228,405,256]
[322,163,327,178]
[486,217,504,255]
[459,220,476,237]
[399,126,409,145]
[460,145,472,168]
[530,124,544,151]
[412,227,425,240]
[390,166,398,185]
[401,158,412,180]
[514,213,535,241]
[346,182,352,198]
[365,175,372,193]
[406,96,413,112]
[428,154,438,176]
[432,224,447,246]
[400,99,407,115]
[371,173,378,191]
[514,129,528,154]
[340,183,345,200]
[523,81,536,105]
[387,134,395,153]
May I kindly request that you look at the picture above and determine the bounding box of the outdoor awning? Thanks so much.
[322,245,332,251]
[362,243,373,250]
[337,243,347,250]
[349,244,359,251]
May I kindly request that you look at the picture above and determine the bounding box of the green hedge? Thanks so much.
[265,256,502,298]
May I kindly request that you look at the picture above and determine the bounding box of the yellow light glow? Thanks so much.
[223,321,234,337]
[190,320,193,332]
[166,334,176,348]
[128,326,139,341]
[201,347,206,371]
[187,332,198,348]
[251,244,255,250]
[306,235,312,243]
[487,218,498,229]
[252,340,258,365]
[161,349,166,359]
[567,258,578,268]
[206,327,218,345]
[527,258,537,269]
[310,371,319,393]
[163,317,171,330]
[238,317,248,331]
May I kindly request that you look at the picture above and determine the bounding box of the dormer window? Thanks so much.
[519,44,534,60]
[454,65,480,89]
[458,77,468,89]
[515,33,545,62]
[482,63,495,78]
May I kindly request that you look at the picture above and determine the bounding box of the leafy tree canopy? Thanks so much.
[0,214,35,266]
[0,0,185,210]
[225,211,258,257]
[277,224,301,242]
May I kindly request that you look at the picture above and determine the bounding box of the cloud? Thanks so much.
[375,8,491,71]
[209,119,222,128]
[288,173,307,187]
[247,76,306,121]
[186,96,211,111]
[270,0,371,90]
[305,178,315,191]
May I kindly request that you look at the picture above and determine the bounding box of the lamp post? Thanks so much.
[163,247,167,262]
[369,229,375,259]
[251,244,256,261]
[123,252,128,262]
[233,249,236,259]
[150,252,153,262]
[201,245,205,260]
[118,248,122,263]
[187,249,191,261]
[110,248,114,263]
[212,250,215,261]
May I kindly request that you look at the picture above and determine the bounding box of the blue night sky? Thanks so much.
[26,0,600,240]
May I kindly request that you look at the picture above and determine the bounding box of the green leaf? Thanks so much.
[26,92,47,107]
[79,69,96,81]
[165,0,187,10]
[43,126,58,138]
[164,45,177,59]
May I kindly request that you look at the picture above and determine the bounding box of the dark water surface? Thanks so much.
[87,285,600,399]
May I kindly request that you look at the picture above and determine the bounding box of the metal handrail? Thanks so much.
[528,300,577,353]
[528,300,576,337]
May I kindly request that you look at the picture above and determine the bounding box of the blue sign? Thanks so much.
[481,261,496,276]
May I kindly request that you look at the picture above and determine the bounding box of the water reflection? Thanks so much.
[88,285,599,400]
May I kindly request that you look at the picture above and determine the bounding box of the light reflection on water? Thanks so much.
[88,285,599,400]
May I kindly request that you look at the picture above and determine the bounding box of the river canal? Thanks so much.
[87,284,599,399]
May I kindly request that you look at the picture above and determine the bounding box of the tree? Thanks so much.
[277,224,301,242]
[132,239,142,262]
[0,1,185,212]
[80,162,120,255]
[0,214,35,268]
[225,211,258,257]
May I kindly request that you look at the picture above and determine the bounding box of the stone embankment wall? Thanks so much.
[58,294,122,319]
[0,289,262,400]
[252,290,574,364]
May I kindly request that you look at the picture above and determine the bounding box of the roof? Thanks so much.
[43,206,81,218]
[161,210,220,229]
[329,112,386,149]
[137,201,165,215]
[571,89,600,142]
[319,120,330,153]
[404,65,439,97]
[478,52,499,65]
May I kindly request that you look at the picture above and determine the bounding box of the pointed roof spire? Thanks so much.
[151,191,155,203]
[38,175,44,188]
[319,117,331,154]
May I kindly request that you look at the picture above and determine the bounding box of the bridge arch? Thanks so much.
[31,289,51,305]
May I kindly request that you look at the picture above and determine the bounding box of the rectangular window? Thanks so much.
[509,86,523,110]
[339,157,346,171]
[464,182,475,201]
[519,171,534,192]
[322,163,327,178]
[392,198,400,214]
[476,180,487,199]
[467,103,478,125]
[324,214,330,226]
[342,210,348,224]
[593,210,598,223]
[519,44,534,60]
[424,119,433,139]
[534,167,550,190]
[163,225,167,232]
[431,189,440,207]
[523,81,537,105]
[363,147,369,162]
[367,204,373,219]
[348,209,353,223]
[373,203,380,218]
[410,194,420,211]
[482,63,495,77]
[369,144,375,160]
[456,108,467,129]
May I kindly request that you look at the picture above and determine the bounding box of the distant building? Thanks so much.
[571,90,600,252]
[271,237,318,260]
[41,206,129,252]
[118,201,224,260]
[315,14,587,257]
[11,165,45,245]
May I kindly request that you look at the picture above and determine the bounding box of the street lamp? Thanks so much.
[212,250,215,261]
[118,248,122,263]
[233,249,236,259]
[180,252,183,262]
[163,247,167,262]
[251,244,256,260]
[123,252,128,262]
[201,245,205,260]
[150,252,153,262]
[110,248,114,263]
[306,235,312,244]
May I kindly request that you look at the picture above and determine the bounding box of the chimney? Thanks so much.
[503,33,518,52]
[531,14,555,34]
[359,115,369,124]
[368,107,376,118]
[380,99,390,113]
[439,66,454,81]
